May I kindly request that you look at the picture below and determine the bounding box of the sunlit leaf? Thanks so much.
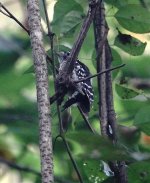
[115,5,150,33]
[114,33,147,56]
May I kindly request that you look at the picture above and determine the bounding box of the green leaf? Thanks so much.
[52,0,83,24]
[83,160,107,182]
[128,162,150,183]
[52,0,84,36]
[115,5,150,33]
[115,84,139,99]
[114,33,147,56]
[134,105,150,135]
[66,131,129,160]
[61,11,84,36]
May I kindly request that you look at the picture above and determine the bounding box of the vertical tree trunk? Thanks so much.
[94,1,127,183]
[27,0,54,183]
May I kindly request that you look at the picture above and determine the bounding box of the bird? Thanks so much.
[57,51,94,115]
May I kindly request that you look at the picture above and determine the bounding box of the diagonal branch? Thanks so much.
[57,0,98,85]
[0,2,55,70]
[78,106,95,133]
[75,64,125,83]
[0,2,29,34]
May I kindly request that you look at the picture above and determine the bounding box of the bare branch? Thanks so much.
[42,0,63,134]
[0,3,55,70]
[0,2,29,34]
[61,136,84,183]
[42,0,55,77]
[75,64,125,83]
[27,0,53,182]
[0,8,11,17]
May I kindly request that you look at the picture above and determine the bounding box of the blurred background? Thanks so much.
[0,0,150,183]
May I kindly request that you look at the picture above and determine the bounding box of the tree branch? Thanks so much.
[0,2,55,70]
[42,0,63,134]
[93,1,127,182]
[0,2,30,34]
[27,0,53,182]
[78,106,95,133]
[57,0,98,85]
[75,64,125,83]
[62,136,84,183]
[94,0,108,136]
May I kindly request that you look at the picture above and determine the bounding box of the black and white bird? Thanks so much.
[57,51,94,115]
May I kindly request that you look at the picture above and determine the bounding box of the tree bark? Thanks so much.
[27,0,54,183]
[94,1,127,183]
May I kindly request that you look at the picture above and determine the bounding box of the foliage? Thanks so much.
[0,0,150,183]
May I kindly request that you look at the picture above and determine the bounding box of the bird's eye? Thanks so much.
[67,52,70,56]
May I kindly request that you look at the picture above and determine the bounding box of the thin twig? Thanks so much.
[78,106,95,133]
[42,0,55,77]
[53,135,84,183]
[0,9,11,17]
[0,3,55,69]
[42,0,63,134]
[53,134,61,150]
[42,2,84,182]
[61,136,84,183]
[75,64,125,83]
[0,2,30,34]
